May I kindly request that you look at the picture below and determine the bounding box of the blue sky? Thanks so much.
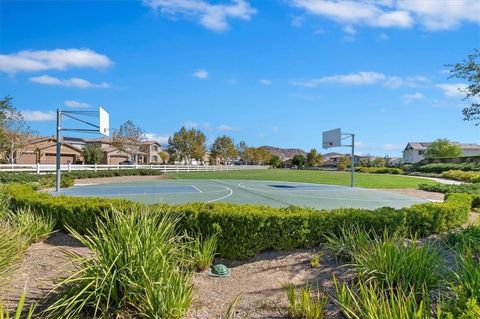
[1,0,479,156]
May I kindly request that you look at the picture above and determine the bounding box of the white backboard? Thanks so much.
[99,107,109,136]
[322,128,341,149]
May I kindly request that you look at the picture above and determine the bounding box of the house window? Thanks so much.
[152,145,158,152]
[152,155,158,162]
[419,150,424,155]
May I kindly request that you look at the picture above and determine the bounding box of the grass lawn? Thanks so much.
[172,169,437,189]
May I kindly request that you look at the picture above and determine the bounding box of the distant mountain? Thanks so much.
[259,146,307,160]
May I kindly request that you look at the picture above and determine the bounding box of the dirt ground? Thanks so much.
[0,232,90,312]
[382,188,445,202]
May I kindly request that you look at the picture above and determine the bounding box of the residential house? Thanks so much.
[403,142,480,163]
[139,141,162,164]
[16,136,83,164]
[85,138,130,165]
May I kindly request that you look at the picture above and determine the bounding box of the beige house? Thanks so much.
[403,142,480,163]
[13,136,163,165]
[17,137,83,164]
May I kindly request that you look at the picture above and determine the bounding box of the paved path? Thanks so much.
[412,176,463,185]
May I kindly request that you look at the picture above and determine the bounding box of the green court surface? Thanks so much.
[172,169,436,189]
[56,179,426,209]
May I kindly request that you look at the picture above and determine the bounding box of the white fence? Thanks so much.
[0,163,269,174]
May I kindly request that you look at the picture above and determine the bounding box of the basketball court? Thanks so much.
[53,179,425,209]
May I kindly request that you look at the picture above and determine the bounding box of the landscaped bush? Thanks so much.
[45,207,193,319]
[418,183,480,208]
[355,167,403,174]
[413,162,480,174]
[0,169,164,186]
[442,170,480,183]
[4,184,474,260]
[38,174,74,188]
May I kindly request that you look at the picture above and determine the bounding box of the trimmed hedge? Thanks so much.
[4,184,474,260]
[413,163,480,174]
[441,170,480,183]
[418,183,480,208]
[0,169,164,185]
[355,167,403,174]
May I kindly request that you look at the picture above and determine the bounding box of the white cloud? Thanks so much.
[396,0,480,30]
[218,124,237,131]
[435,83,467,98]
[259,78,272,85]
[293,72,429,88]
[291,15,305,27]
[193,69,209,79]
[383,143,403,151]
[403,92,425,103]
[64,100,91,108]
[0,48,112,74]
[22,110,56,122]
[343,25,357,34]
[293,71,386,87]
[376,32,390,41]
[143,0,257,31]
[290,0,479,31]
[144,132,171,145]
[182,121,212,130]
[291,0,413,29]
[29,75,111,89]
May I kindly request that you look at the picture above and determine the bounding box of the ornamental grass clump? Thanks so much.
[8,207,54,244]
[352,237,446,294]
[283,282,328,319]
[45,206,193,319]
[191,234,218,271]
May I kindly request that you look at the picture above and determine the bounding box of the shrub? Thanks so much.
[334,278,438,319]
[418,183,480,208]
[355,167,403,174]
[445,225,480,253]
[0,169,164,185]
[414,162,480,174]
[445,249,480,317]
[323,225,372,262]
[191,234,218,271]
[38,175,74,189]
[310,253,322,268]
[0,224,27,286]
[4,184,474,260]
[283,282,328,319]
[8,207,55,244]
[442,170,480,182]
[352,238,446,294]
[45,207,193,319]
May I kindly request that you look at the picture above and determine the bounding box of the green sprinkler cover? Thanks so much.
[209,264,230,277]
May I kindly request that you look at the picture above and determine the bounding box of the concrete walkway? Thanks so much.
[413,176,463,185]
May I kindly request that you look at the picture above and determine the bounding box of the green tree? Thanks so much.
[306,149,323,167]
[447,49,480,125]
[210,135,238,165]
[371,157,386,167]
[168,126,207,164]
[112,120,145,161]
[0,96,35,164]
[253,148,272,165]
[292,154,305,168]
[269,155,282,168]
[337,156,351,171]
[158,151,169,164]
[424,139,462,158]
[83,144,104,164]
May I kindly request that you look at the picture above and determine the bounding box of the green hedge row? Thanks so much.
[355,167,403,174]
[414,163,480,174]
[0,169,164,184]
[441,170,480,183]
[418,183,480,208]
[4,184,474,260]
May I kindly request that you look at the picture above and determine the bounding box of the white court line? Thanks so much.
[237,182,424,203]
[206,187,233,203]
[191,185,203,193]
